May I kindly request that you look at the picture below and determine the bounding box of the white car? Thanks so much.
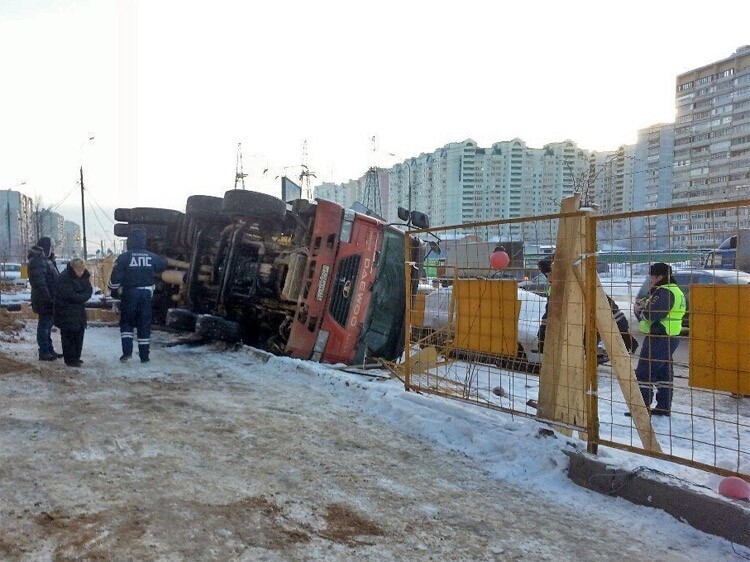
[0,262,28,288]
[421,285,546,367]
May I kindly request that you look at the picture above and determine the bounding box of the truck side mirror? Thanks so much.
[410,211,429,229]
[397,207,410,222]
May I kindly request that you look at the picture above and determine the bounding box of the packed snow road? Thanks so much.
[0,324,740,560]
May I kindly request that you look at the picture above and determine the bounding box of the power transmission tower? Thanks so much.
[235,142,247,189]
[299,140,317,201]
[362,135,382,216]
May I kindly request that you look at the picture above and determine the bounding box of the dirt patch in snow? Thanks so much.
[0,327,736,560]
[0,308,25,338]
[0,353,33,374]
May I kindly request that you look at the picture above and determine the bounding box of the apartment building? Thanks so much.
[0,189,35,262]
[382,138,590,243]
[64,220,82,258]
[315,169,390,217]
[672,45,750,247]
[35,210,66,256]
[633,123,675,249]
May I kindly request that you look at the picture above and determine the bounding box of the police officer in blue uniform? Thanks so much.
[632,262,686,416]
[108,228,166,363]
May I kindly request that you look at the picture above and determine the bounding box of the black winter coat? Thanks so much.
[54,265,93,331]
[27,245,59,315]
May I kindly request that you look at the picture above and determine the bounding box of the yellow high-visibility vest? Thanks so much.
[638,283,686,336]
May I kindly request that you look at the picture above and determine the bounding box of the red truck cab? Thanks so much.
[286,200,408,364]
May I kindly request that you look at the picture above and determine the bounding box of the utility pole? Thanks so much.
[80,166,88,260]
[6,189,11,259]
[1,191,6,309]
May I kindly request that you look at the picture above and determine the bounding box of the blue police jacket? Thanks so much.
[108,228,167,292]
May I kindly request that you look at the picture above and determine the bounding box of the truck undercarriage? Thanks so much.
[114,190,418,365]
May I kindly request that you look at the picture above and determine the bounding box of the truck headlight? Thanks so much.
[340,209,355,243]
[311,330,330,362]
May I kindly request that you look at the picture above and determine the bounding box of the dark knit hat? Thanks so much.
[538,258,552,275]
[649,262,672,278]
[36,237,52,257]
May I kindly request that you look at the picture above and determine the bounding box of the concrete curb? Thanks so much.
[566,450,750,548]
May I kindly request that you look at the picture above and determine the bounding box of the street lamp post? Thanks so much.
[405,160,413,221]
[388,152,416,225]
[80,165,87,259]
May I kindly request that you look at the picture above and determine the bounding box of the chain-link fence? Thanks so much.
[402,196,750,478]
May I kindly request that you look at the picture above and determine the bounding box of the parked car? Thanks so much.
[635,268,750,332]
[518,273,549,297]
[420,285,547,370]
[703,229,750,273]
[420,282,613,371]
[0,262,28,287]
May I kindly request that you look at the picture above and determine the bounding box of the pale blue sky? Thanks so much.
[1,0,749,247]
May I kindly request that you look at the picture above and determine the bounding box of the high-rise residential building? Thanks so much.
[0,189,35,261]
[589,145,638,248]
[314,179,360,209]
[672,45,750,247]
[64,221,82,258]
[35,210,66,255]
[314,169,390,217]
[633,123,675,249]
[590,146,636,216]
[386,139,590,242]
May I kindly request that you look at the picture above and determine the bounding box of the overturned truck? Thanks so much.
[114,190,426,365]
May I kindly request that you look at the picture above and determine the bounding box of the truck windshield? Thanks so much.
[355,227,406,362]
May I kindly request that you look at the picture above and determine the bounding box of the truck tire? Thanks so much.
[195,314,241,343]
[114,208,131,222]
[113,223,169,240]
[166,308,197,332]
[128,207,184,225]
[186,195,225,222]
[221,190,286,232]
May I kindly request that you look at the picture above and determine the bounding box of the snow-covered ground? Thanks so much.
[1,321,747,560]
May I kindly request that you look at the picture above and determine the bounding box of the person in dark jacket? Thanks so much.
[108,228,166,363]
[536,258,638,355]
[54,258,93,367]
[27,236,61,360]
[631,262,686,417]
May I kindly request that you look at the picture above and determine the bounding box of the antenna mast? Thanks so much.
[234,142,247,189]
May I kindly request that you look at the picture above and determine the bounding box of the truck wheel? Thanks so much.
[128,207,184,225]
[195,314,241,343]
[113,223,169,240]
[221,190,286,232]
[113,223,129,238]
[114,208,131,222]
[166,308,197,332]
[186,195,225,221]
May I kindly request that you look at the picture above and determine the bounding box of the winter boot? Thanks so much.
[138,343,150,363]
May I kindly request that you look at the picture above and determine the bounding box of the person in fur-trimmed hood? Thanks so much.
[54,258,93,367]
[27,236,62,360]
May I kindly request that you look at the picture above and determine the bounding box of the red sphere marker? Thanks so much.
[490,249,510,270]
[718,476,750,500]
